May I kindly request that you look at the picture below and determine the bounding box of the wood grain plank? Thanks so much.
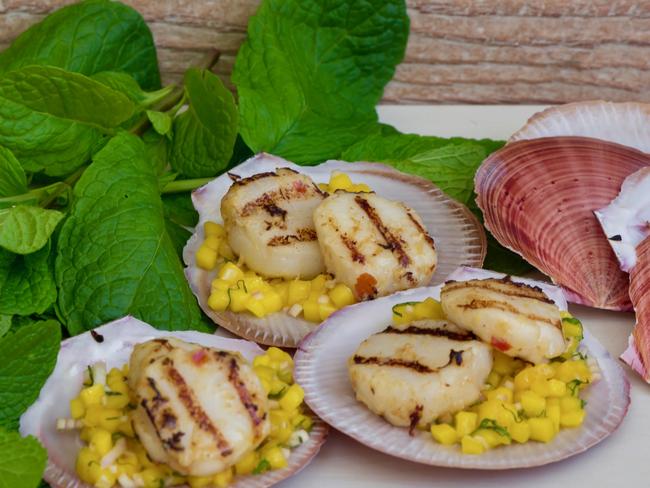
[2,0,650,104]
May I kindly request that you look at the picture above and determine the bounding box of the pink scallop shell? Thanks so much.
[595,167,650,382]
[183,153,486,347]
[294,267,630,469]
[20,316,328,488]
[510,101,650,154]
[475,136,650,311]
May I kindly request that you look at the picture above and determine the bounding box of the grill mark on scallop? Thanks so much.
[384,326,477,341]
[409,404,423,435]
[354,195,411,267]
[456,298,561,328]
[165,362,233,457]
[267,228,317,246]
[443,278,554,304]
[353,349,467,375]
[222,353,266,437]
[406,209,435,250]
[328,217,366,264]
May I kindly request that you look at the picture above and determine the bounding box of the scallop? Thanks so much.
[475,136,650,311]
[294,267,630,469]
[348,320,491,429]
[314,191,437,299]
[221,168,325,279]
[595,167,650,382]
[184,153,486,347]
[19,316,328,488]
[440,277,566,364]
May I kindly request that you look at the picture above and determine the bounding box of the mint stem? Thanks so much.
[161,178,213,194]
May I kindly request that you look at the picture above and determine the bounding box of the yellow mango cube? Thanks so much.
[430,423,458,445]
[461,435,486,454]
[228,287,249,312]
[486,370,502,389]
[560,396,582,413]
[475,428,510,447]
[208,290,230,312]
[104,391,129,409]
[70,397,85,419]
[329,172,353,191]
[329,283,356,308]
[280,384,305,411]
[246,297,267,318]
[560,409,586,428]
[509,421,531,443]
[235,451,259,476]
[188,476,213,488]
[272,281,289,305]
[288,280,311,305]
[264,446,288,469]
[203,235,221,251]
[214,468,234,488]
[521,390,546,417]
[218,262,244,283]
[302,300,320,322]
[89,428,112,457]
[455,411,478,437]
[80,384,104,407]
[486,387,513,404]
[319,303,337,321]
[547,404,561,433]
[196,244,218,270]
[218,241,236,260]
[528,417,556,443]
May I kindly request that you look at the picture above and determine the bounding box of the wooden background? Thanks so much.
[1,0,648,104]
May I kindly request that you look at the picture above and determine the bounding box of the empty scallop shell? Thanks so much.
[475,136,650,311]
[510,101,650,153]
[595,167,650,381]
[19,316,328,488]
[295,267,630,469]
[184,153,486,348]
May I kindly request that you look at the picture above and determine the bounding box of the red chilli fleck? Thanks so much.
[491,337,511,352]
[191,349,208,366]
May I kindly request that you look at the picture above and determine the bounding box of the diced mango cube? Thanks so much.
[235,451,259,476]
[89,428,112,456]
[204,221,225,238]
[329,172,353,191]
[475,428,511,447]
[218,241,236,260]
[246,297,266,318]
[430,423,458,445]
[196,244,218,270]
[461,435,486,454]
[528,417,556,443]
[509,421,531,443]
[329,283,356,308]
[208,290,230,312]
[264,446,288,469]
[229,287,249,312]
[280,384,305,411]
[486,387,513,404]
[203,235,221,251]
[455,411,478,437]
[560,409,586,428]
[413,298,445,320]
[80,384,104,407]
[70,397,85,419]
[560,396,582,413]
[218,262,244,283]
[302,300,320,322]
[521,390,546,417]
[319,303,337,321]
[288,280,311,305]
[214,468,234,488]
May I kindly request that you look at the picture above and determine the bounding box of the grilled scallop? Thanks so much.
[440,278,566,364]
[221,168,325,279]
[129,338,270,476]
[313,192,437,300]
[348,320,492,430]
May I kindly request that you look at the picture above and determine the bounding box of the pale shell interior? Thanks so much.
[294,267,630,469]
[20,316,328,488]
[509,101,650,154]
[183,154,486,347]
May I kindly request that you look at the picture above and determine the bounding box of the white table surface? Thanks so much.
[277,105,650,488]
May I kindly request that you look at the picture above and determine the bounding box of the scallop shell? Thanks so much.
[510,101,650,153]
[184,153,486,348]
[475,136,650,311]
[595,167,650,381]
[19,316,328,488]
[294,267,630,469]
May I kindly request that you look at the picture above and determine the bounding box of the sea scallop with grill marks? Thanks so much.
[314,191,438,300]
[129,337,270,476]
[348,320,492,429]
[440,278,566,364]
[221,167,325,279]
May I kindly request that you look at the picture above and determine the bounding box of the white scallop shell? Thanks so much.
[183,153,486,347]
[20,316,328,488]
[294,267,630,469]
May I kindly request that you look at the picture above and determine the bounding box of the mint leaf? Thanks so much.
[342,132,505,163]
[147,110,173,138]
[0,0,161,90]
[0,66,137,176]
[92,72,173,107]
[169,69,238,177]
[232,0,409,163]
[0,320,61,430]
[0,244,57,316]
[55,132,206,334]
[0,146,27,197]
[165,219,192,259]
[0,207,63,255]
[163,193,199,228]
[0,429,47,488]
[0,316,10,339]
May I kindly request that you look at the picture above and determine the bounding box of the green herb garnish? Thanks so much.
[253,458,271,475]
[472,419,511,438]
